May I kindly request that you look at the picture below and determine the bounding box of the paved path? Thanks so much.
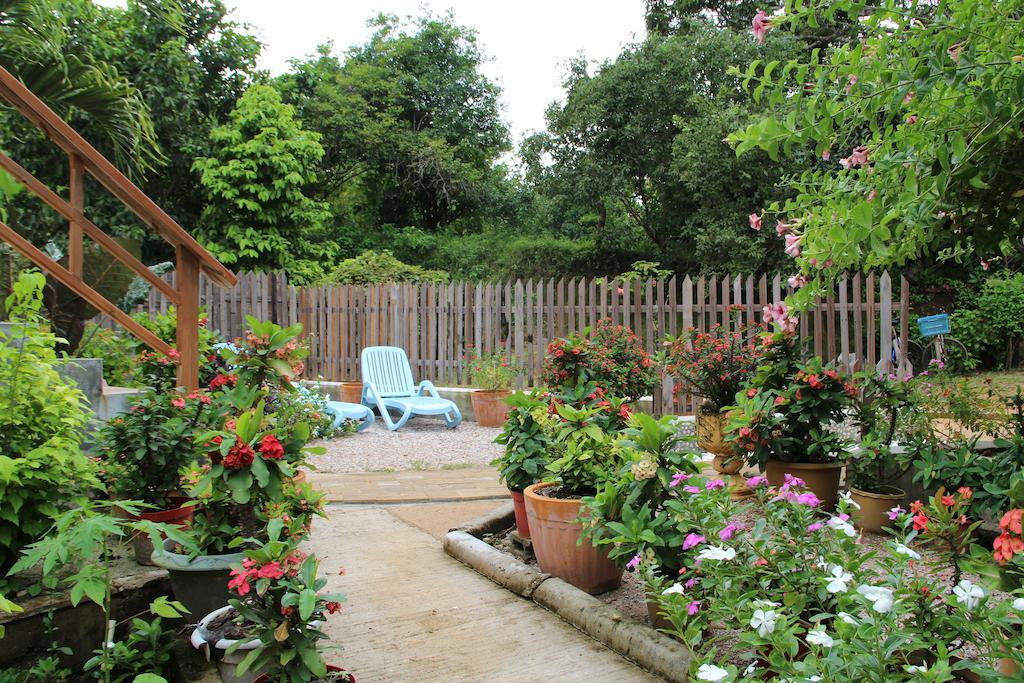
[311,466,509,504]
[311,501,660,683]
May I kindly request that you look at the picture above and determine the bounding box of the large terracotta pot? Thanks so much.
[765,459,845,511]
[849,485,905,533]
[523,482,622,594]
[471,390,512,427]
[340,381,362,404]
[509,488,531,539]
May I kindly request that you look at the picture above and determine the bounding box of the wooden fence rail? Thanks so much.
[109,270,911,415]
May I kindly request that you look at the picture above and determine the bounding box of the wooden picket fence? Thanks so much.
[113,270,911,415]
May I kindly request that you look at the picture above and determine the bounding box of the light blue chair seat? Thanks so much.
[360,346,461,431]
[325,400,374,432]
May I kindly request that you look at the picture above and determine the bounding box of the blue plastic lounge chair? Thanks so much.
[360,346,461,431]
[293,383,374,432]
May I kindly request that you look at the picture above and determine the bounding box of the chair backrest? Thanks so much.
[361,346,416,398]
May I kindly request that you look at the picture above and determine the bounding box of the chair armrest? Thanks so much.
[417,380,440,398]
[363,380,381,402]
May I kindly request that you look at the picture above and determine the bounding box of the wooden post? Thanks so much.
[176,247,200,390]
[68,154,84,277]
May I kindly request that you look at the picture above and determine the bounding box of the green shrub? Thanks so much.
[0,271,95,574]
[76,324,140,386]
[978,273,1024,367]
[319,250,449,285]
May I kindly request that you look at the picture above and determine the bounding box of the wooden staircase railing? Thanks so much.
[0,65,236,389]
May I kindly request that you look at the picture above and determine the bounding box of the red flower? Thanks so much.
[941,495,955,507]
[256,561,285,580]
[259,434,285,460]
[957,486,973,499]
[171,397,186,409]
[910,500,923,514]
[912,512,929,532]
[223,438,255,469]
[1001,508,1024,535]
[325,601,342,614]
[994,532,1024,564]
[209,373,237,390]
[228,567,252,596]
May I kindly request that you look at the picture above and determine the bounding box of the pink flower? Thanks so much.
[782,473,805,489]
[776,220,792,236]
[747,475,768,487]
[687,600,701,616]
[867,189,877,202]
[886,506,905,521]
[903,91,915,104]
[670,472,692,487]
[906,115,918,124]
[845,73,858,92]
[684,577,698,589]
[788,274,808,289]
[807,522,823,532]
[821,149,831,161]
[683,533,706,550]
[627,554,641,570]
[171,397,186,409]
[749,213,762,231]
[948,43,963,62]
[850,146,870,167]
[784,233,802,258]
[763,301,789,324]
[682,485,701,494]
[796,492,821,508]
[752,10,771,43]
[719,523,741,540]
[705,479,726,490]
[981,259,990,271]
[256,561,285,580]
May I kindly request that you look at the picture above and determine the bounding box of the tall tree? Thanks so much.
[194,85,333,282]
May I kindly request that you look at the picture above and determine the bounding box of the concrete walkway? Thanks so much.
[310,502,660,682]
[312,466,508,504]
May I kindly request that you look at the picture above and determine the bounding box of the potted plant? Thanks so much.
[541,319,658,404]
[727,332,856,510]
[523,383,632,594]
[492,390,553,538]
[98,388,229,563]
[846,372,916,532]
[467,346,520,427]
[190,518,349,683]
[666,312,765,493]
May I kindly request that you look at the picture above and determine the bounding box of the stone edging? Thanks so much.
[443,505,692,682]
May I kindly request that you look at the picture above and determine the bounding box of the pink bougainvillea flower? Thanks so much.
[784,233,802,258]
[706,479,726,490]
[886,506,905,521]
[683,533,706,550]
[627,554,642,570]
[749,212,762,231]
[670,472,692,487]
[752,10,771,43]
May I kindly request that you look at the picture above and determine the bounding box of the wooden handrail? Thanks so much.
[0,64,236,388]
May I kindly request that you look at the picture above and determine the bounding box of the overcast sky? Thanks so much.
[224,1,648,147]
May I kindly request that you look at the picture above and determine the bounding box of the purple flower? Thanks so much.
[682,533,706,550]
[838,513,850,522]
[886,506,906,521]
[719,523,742,540]
[807,522,823,532]
[747,475,768,487]
[685,577,698,589]
[783,473,806,489]
[670,472,692,487]
[626,554,641,570]
[682,485,702,494]
[687,600,700,616]
[796,492,821,508]
[706,479,726,490]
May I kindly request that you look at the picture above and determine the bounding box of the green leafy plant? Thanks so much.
[0,271,95,575]
[224,519,347,682]
[84,603,187,683]
[847,372,916,493]
[318,250,449,286]
[76,324,140,386]
[467,346,520,391]
[491,390,553,492]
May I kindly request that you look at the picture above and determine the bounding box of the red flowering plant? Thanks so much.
[542,319,657,402]
[220,519,348,682]
[726,334,856,468]
[466,345,521,391]
[133,307,227,392]
[97,388,230,509]
[665,311,767,413]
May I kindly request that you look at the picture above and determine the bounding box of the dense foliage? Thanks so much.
[542,320,658,401]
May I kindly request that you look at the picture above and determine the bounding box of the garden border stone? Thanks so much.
[443,507,693,682]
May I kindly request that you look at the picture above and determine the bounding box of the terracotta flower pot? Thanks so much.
[340,381,362,404]
[126,498,194,566]
[849,485,905,533]
[509,488,531,539]
[471,389,512,427]
[523,482,622,594]
[765,459,845,511]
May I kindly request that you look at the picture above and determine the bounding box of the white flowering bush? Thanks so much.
[632,475,1024,680]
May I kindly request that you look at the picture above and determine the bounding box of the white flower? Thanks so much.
[827,516,857,538]
[814,555,828,569]
[697,545,737,562]
[805,628,834,648]
[840,491,861,510]
[750,608,778,637]
[824,564,854,593]
[837,611,858,625]
[743,663,757,676]
[857,584,895,613]
[662,583,685,596]
[893,543,921,561]
[904,665,927,673]
[952,579,985,611]
[1013,597,1024,612]
[753,598,780,608]
[806,677,822,682]
[696,664,730,682]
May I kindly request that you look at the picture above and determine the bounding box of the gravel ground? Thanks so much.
[310,418,503,473]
